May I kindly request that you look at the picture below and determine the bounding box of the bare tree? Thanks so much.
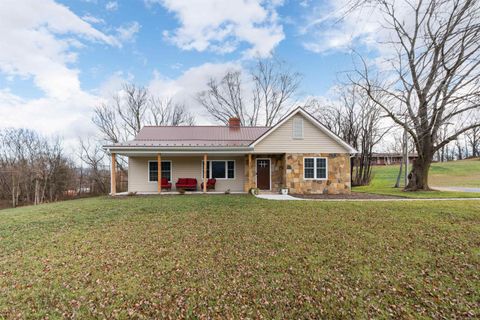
[455,139,463,160]
[307,84,389,186]
[93,83,196,143]
[198,57,301,126]
[251,58,302,126]
[196,71,249,125]
[78,139,110,195]
[465,118,480,158]
[150,97,195,126]
[435,124,452,162]
[118,84,149,137]
[349,0,480,190]
[0,128,75,207]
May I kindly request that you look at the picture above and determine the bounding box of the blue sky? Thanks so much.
[0,0,379,144]
[59,0,355,94]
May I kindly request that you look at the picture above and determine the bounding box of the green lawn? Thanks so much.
[354,158,480,198]
[1,196,479,318]
[429,158,480,188]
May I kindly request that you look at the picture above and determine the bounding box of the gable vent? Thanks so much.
[292,117,304,139]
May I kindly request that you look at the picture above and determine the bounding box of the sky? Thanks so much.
[0,0,385,149]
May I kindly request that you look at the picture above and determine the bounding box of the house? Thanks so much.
[104,107,357,195]
[370,153,419,165]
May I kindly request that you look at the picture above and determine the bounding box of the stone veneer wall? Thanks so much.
[285,153,351,194]
[244,154,284,192]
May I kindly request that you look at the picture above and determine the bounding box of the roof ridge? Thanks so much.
[142,125,270,128]
[134,138,256,141]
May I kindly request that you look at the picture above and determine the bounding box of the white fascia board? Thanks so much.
[104,146,253,155]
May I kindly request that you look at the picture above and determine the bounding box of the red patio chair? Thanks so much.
[201,178,216,190]
[161,177,172,190]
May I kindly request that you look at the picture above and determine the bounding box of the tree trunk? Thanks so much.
[34,179,40,205]
[11,178,16,208]
[405,157,432,191]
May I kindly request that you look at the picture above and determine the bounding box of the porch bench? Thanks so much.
[175,178,197,191]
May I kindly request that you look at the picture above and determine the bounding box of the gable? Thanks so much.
[253,113,351,153]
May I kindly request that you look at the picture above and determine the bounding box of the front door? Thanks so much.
[256,159,271,190]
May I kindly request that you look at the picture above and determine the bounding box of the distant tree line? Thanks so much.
[0,128,116,209]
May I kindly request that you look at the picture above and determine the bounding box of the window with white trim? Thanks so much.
[149,161,171,182]
[202,160,235,179]
[292,117,304,139]
[303,157,327,180]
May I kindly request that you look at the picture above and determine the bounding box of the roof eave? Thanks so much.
[103,145,255,154]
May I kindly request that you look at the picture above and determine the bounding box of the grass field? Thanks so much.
[1,195,479,318]
[354,158,480,198]
[429,158,480,188]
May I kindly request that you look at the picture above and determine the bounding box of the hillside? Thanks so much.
[1,196,479,318]
[354,158,480,197]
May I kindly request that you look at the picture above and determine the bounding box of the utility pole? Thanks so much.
[403,113,409,187]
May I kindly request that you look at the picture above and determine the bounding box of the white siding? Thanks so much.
[128,156,245,192]
[254,114,349,153]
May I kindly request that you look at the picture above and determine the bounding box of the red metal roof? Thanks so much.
[111,126,269,148]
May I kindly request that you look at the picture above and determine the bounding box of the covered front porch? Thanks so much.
[109,151,286,196]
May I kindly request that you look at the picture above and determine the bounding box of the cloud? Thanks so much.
[0,0,127,150]
[150,0,284,57]
[0,88,100,146]
[96,71,135,97]
[116,22,141,43]
[301,0,414,56]
[300,0,380,54]
[82,14,105,25]
[0,0,118,100]
[105,1,118,12]
[148,62,242,123]
[87,63,241,126]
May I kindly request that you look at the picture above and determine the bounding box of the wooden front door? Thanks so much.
[256,159,270,190]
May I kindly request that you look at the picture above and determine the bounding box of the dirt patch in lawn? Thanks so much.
[292,192,403,199]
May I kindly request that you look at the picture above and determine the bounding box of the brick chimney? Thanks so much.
[228,117,241,128]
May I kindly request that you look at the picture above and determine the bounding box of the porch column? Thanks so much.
[203,154,207,193]
[248,154,253,190]
[157,153,161,193]
[110,152,116,196]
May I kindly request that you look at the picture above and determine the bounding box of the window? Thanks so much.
[316,158,327,179]
[303,157,327,180]
[292,117,303,139]
[149,161,172,182]
[202,160,235,179]
[304,158,315,179]
[212,161,226,178]
[227,161,235,179]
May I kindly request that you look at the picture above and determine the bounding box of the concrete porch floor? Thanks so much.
[113,191,247,196]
